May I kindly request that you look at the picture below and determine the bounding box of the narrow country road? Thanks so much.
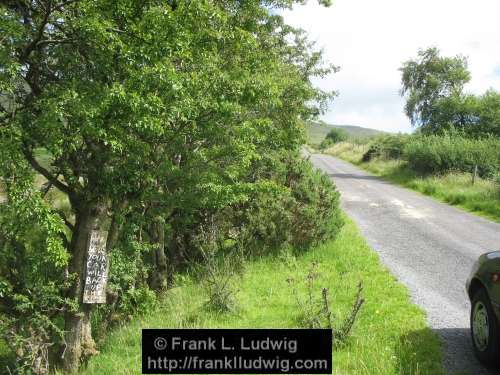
[310,153,500,375]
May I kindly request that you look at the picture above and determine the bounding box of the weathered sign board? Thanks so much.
[83,230,108,304]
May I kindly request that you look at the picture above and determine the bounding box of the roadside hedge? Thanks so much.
[362,134,410,162]
[404,134,500,178]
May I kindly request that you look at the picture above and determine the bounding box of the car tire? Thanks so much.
[470,287,500,365]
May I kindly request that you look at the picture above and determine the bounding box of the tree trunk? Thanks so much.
[151,217,168,291]
[62,203,106,373]
[167,232,185,284]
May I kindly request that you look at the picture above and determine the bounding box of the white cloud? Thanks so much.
[283,0,500,133]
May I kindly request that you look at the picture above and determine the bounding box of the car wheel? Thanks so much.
[471,288,500,365]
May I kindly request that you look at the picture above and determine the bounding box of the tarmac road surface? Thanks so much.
[311,153,500,375]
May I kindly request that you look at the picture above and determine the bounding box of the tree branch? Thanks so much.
[40,180,53,197]
[20,1,53,61]
[36,38,75,47]
[22,145,72,196]
[56,209,75,232]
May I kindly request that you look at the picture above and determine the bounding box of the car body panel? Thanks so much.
[467,251,500,321]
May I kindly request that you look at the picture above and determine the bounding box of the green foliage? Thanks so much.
[400,47,470,132]
[168,151,344,263]
[359,133,499,179]
[400,48,500,137]
[326,128,349,143]
[118,287,157,319]
[404,134,500,178]
[237,153,344,254]
[429,90,500,137]
[91,236,157,335]
[472,90,500,137]
[320,127,348,149]
[286,157,344,249]
[0,163,71,372]
[362,134,410,162]
[0,0,341,371]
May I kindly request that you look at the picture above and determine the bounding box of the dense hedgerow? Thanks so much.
[0,151,345,372]
[362,134,410,162]
[360,133,499,179]
[404,134,500,178]
[170,152,344,261]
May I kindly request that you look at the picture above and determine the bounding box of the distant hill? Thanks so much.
[305,121,386,145]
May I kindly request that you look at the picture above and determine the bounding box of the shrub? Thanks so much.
[362,134,409,162]
[0,183,71,374]
[404,134,500,178]
[320,128,348,149]
[286,157,344,249]
[175,152,344,265]
[237,153,344,254]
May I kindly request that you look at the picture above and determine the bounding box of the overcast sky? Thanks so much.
[282,0,500,133]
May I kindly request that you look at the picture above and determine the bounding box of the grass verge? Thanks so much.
[77,217,443,375]
[325,142,500,222]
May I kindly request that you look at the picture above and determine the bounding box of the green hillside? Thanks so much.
[305,121,386,145]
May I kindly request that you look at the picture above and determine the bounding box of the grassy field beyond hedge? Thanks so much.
[325,141,500,222]
[77,218,443,375]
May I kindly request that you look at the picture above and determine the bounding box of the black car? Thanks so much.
[466,251,500,365]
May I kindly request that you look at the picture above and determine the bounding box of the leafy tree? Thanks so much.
[0,0,336,372]
[418,89,500,137]
[400,47,471,133]
[474,90,500,137]
[320,127,348,149]
[325,128,348,143]
[428,93,479,132]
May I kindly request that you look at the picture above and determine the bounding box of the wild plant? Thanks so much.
[287,262,364,348]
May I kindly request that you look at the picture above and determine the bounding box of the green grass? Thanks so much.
[325,143,500,223]
[323,142,369,164]
[77,218,443,375]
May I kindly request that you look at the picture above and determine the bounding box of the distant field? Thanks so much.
[305,121,385,145]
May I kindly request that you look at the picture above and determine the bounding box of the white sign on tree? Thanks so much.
[83,230,108,304]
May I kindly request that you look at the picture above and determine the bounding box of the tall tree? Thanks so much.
[474,90,500,137]
[0,0,335,372]
[400,47,471,133]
